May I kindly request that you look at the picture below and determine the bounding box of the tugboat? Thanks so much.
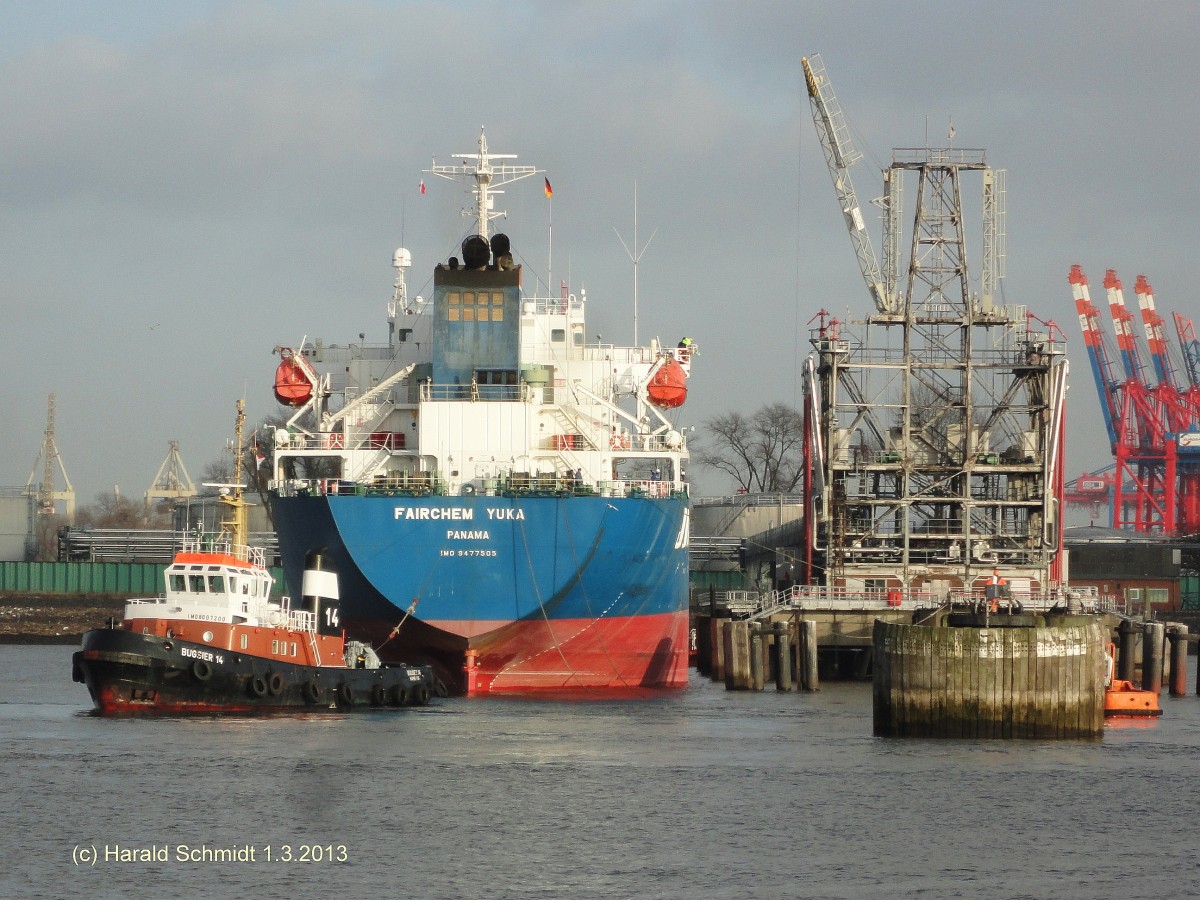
[72,400,442,714]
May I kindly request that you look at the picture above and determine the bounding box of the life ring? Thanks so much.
[413,683,430,706]
[391,684,410,707]
[191,660,213,682]
[609,435,630,450]
[249,675,268,698]
[370,683,389,706]
[267,672,285,695]
[303,679,321,704]
[337,682,354,706]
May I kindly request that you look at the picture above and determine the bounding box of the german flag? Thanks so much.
[544,177,553,198]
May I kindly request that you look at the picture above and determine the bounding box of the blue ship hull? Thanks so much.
[272,491,691,693]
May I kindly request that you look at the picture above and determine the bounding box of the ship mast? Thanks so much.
[427,127,540,238]
[211,399,250,551]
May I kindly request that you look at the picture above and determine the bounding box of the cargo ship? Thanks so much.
[72,401,441,714]
[268,131,696,694]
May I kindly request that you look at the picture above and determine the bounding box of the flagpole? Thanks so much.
[545,176,553,298]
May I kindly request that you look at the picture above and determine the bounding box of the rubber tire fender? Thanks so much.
[370,682,389,706]
[249,675,268,698]
[391,684,410,707]
[267,672,285,696]
[191,660,213,682]
[413,683,430,706]
[302,679,321,704]
[337,682,354,706]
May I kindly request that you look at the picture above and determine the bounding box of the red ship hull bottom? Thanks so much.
[355,611,689,695]
[458,611,689,694]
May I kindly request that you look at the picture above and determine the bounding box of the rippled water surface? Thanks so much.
[4,645,1199,899]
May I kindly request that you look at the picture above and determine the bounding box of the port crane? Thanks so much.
[1070,265,1200,533]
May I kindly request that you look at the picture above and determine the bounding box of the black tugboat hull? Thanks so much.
[72,627,442,715]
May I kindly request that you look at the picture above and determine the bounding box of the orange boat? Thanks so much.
[1104,643,1162,718]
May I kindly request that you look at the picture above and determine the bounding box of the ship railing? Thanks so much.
[419,382,533,402]
[180,538,266,567]
[709,583,1123,619]
[693,493,804,508]
[526,294,585,315]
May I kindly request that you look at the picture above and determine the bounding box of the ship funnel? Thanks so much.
[301,549,342,637]
[461,234,490,269]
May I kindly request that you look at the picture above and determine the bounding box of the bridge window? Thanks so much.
[188,574,206,593]
[169,574,186,592]
[208,575,226,594]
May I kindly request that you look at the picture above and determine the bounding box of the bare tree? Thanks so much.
[694,403,805,493]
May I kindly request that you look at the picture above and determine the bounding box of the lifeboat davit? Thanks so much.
[274,356,313,406]
[647,357,687,408]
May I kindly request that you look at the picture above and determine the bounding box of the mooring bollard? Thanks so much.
[1168,623,1189,698]
[799,619,819,692]
[1117,618,1138,683]
[1142,621,1165,694]
[774,621,793,691]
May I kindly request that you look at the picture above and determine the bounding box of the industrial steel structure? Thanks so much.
[799,55,1068,604]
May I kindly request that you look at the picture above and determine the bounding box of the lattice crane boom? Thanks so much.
[801,54,898,316]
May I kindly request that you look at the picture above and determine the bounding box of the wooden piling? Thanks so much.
[709,616,726,683]
[694,614,712,677]
[1168,623,1189,698]
[1141,621,1165,694]
[749,623,765,691]
[724,620,752,690]
[1117,618,1138,682]
[873,619,1106,739]
[774,621,793,691]
[799,619,819,692]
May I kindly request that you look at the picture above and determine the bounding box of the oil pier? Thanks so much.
[694,54,1200,737]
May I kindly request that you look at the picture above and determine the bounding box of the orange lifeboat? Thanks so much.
[646,357,687,408]
[1105,680,1162,718]
[274,354,313,406]
[1103,643,1162,718]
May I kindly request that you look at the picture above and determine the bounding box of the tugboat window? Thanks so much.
[169,574,186,592]
[188,574,206,593]
[208,575,226,594]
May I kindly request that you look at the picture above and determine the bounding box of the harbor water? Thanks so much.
[4,643,1200,899]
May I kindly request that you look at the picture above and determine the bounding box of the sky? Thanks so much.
[2,0,1198,506]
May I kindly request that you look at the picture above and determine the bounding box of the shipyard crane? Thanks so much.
[25,392,76,523]
[145,440,197,508]
[801,54,899,316]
